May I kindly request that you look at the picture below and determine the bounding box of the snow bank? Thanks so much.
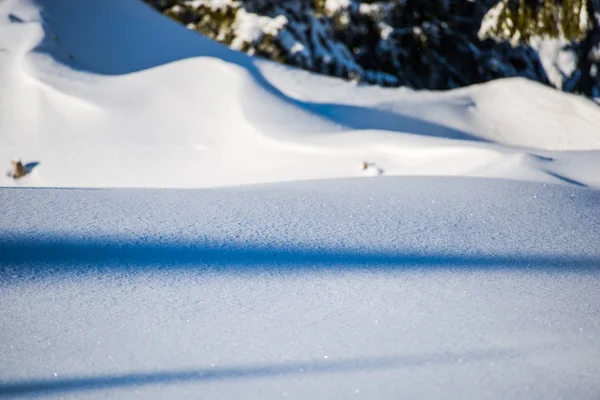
[1,0,600,189]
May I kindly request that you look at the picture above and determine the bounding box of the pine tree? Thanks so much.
[144,0,600,99]
[479,0,591,44]
[480,0,599,98]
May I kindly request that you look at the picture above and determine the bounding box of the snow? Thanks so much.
[530,37,578,90]
[325,0,351,14]
[478,1,505,42]
[231,10,287,51]
[1,0,600,398]
[2,179,600,399]
[1,0,600,189]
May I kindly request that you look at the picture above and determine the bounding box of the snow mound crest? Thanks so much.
[0,0,599,188]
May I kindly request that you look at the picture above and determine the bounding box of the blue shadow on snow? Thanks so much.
[1,235,599,279]
[0,347,536,397]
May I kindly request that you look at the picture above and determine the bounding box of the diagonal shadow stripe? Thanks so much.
[0,348,531,397]
[1,235,599,274]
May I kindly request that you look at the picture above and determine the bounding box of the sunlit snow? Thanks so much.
[1,0,599,399]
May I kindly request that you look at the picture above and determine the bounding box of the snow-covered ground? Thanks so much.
[1,0,600,399]
[1,0,600,188]
[2,179,600,399]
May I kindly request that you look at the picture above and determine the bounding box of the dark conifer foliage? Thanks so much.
[144,0,599,100]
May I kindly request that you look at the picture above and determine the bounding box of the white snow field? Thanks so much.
[1,0,600,188]
[1,180,600,399]
[1,0,600,399]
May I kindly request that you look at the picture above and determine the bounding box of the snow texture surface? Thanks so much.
[1,178,600,399]
[1,0,600,399]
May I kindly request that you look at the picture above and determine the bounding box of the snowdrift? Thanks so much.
[1,0,600,188]
[2,1,600,399]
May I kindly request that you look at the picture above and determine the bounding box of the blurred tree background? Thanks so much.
[144,0,600,100]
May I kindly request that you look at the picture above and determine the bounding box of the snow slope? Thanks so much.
[1,1,600,399]
[1,178,600,399]
[1,0,600,188]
